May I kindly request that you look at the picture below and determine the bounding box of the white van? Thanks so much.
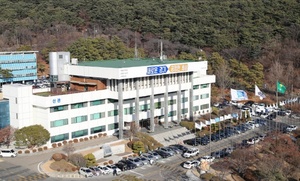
[0,149,17,157]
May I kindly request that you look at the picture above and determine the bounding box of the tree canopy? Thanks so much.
[14,124,50,148]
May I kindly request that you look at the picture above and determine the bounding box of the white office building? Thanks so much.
[2,52,215,146]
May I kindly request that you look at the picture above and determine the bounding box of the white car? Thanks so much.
[106,164,122,175]
[182,148,199,158]
[247,137,260,145]
[97,165,111,175]
[286,125,298,132]
[182,160,200,169]
[78,167,94,178]
[199,155,215,163]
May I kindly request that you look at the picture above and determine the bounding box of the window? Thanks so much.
[168,110,177,117]
[71,129,88,138]
[182,108,188,114]
[71,115,88,124]
[193,106,199,112]
[108,123,119,131]
[168,100,176,105]
[90,112,105,120]
[90,99,105,106]
[193,95,199,101]
[200,104,209,110]
[71,102,87,109]
[108,110,118,117]
[124,107,135,115]
[182,97,188,103]
[201,84,209,88]
[51,133,69,143]
[154,102,163,109]
[140,104,149,111]
[200,93,209,99]
[50,105,68,112]
[59,55,63,59]
[91,125,106,134]
[193,85,199,90]
[108,99,118,103]
[50,119,68,128]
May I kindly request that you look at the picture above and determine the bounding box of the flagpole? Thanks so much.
[276,80,278,108]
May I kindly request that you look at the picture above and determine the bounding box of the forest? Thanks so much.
[0,0,300,96]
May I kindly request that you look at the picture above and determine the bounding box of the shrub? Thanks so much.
[52,153,63,161]
[18,150,22,154]
[52,143,57,148]
[84,137,88,141]
[63,140,68,145]
[98,133,103,137]
[89,136,93,140]
[43,146,48,150]
[200,173,214,181]
[73,139,78,143]
[108,160,114,164]
[68,140,73,144]
[38,148,43,152]
[71,167,77,172]
[123,156,127,160]
[179,121,195,130]
[103,133,107,137]
[25,150,30,154]
[64,168,68,172]
[103,162,108,165]
[32,149,37,153]
[93,135,97,139]
[79,138,84,142]
[57,143,62,147]
[57,168,60,172]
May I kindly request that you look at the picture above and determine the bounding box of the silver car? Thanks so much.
[159,147,175,156]
[128,157,144,167]
[147,151,162,160]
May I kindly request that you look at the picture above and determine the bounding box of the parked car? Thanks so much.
[286,125,298,132]
[182,160,200,169]
[97,165,111,175]
[115,162,128,171]
[139,156,150,165]
[182,148,199,158]
[169,144,188,152]
[183,138,200,146]
[78,167,94,178]
[140,153,156,162]
[167,146,181,154]
[106,164,122,175]
[247,137,260,145]
[147,151,162,160]
[89,166,101,176]
[159,147,175,156]
[199,155,215,163]
[0,149,17,158]
[154,150,172,158]
[222,147,235,154]
[118,160,137,170]
[127,157,144,167]
[211,150,227,159]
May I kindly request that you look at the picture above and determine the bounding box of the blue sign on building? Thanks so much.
[146,65,168,75]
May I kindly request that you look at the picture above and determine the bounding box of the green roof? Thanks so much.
[77,58,196,68]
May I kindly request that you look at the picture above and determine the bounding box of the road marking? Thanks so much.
[129,170,144,177]
[37,161,43,174]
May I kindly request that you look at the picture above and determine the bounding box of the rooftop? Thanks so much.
[77,58,197,68]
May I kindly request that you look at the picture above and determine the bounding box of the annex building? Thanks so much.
[2,52,215,147]
[0,51,38,85]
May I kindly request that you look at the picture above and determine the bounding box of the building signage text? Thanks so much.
[146,64,188,75]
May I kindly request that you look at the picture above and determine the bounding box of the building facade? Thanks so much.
[2,52,215,147]
[0,99,10,129]
[0,51,38,85]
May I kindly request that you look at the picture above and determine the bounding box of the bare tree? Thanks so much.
[269,60,284,90]
[69,153,86,167]
[0,126,16,148]
[285,62,295,95]
[62,143,76,158]
[128,121,140,141]
[228,148,255,178]
[215,59,232,99]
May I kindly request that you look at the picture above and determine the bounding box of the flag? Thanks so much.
[255,85,266,100]
[230,88,248,101]
[277,81,286,94]
[195,122,202,130]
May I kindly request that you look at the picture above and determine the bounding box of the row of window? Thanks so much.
[50,123,118,143]
[0,60,36,64]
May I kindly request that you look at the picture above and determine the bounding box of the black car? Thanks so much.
[277,111,286,116]
[196,137,210,145]
[115,162,128,171]
[154,150,172,158]
[210,133,221,142]
[169,144,188,152]
[118,160,137,170]
[183,138,199,146]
